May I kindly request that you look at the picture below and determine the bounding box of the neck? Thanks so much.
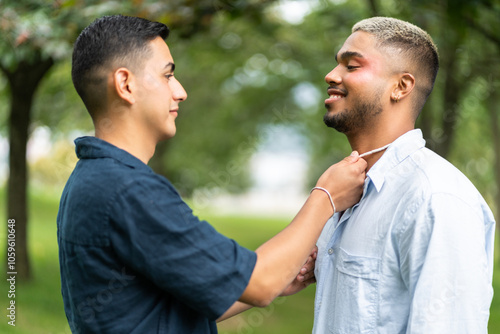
[347,124,414,171]
[95,122,156,165]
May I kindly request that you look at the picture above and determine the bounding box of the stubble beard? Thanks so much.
[323,99,382,135]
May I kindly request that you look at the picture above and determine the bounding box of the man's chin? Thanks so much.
[158,129,177,142]
[323,112,354,135]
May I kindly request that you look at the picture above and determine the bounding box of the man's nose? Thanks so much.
[172,79,187,102]
[325,65,342,85]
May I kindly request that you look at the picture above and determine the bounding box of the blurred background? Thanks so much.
[0,0,499,333]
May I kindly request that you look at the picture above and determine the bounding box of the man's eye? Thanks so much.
[346,65,359,70]
[165,74,174,80]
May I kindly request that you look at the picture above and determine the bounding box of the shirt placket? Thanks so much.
[316,178,371,313]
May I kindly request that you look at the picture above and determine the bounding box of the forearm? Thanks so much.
[239,191,332,307]
[237,152,366,307]
[217,302,253,322]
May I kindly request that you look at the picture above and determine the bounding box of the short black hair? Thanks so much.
[72,15,169,116]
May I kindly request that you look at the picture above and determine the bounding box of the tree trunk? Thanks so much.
[435,58,462,158]
[489,89,500,262]
[417,94,438,150]
[366,0,379,16]
[2,57,54,281]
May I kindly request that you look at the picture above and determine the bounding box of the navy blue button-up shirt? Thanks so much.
[57,137,257,333]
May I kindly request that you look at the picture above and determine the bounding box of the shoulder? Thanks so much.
[59,155,178,243]
[391,148,493,233]
[380,147,491,225]
[386,147,480,201]
[72,153,174,197]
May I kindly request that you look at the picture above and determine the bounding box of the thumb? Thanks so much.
[344,150,360,163]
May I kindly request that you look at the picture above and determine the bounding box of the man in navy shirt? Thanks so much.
[57,15,367,333]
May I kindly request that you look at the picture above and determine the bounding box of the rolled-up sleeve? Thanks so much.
[109,175,257,320]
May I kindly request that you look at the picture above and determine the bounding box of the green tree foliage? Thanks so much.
[2,0,500,281]
[278,0,500,214]
[154,10,312,197]
[0,0,279,280]
[0,0,147,281]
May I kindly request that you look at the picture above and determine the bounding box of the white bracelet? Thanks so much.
[310,187,336,215]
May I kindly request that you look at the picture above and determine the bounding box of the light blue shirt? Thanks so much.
[313,129,495,334]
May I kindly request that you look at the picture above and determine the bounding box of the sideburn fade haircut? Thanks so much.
[352,17,439,117]
[71,15,169,117]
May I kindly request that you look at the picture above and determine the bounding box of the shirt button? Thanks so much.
[328,248,334,255]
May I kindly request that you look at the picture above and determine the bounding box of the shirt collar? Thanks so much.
[366,129,426,192]
[74,136,151,171]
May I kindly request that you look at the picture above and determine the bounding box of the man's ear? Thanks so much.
[113,68,136,105]
[392,73,415,102]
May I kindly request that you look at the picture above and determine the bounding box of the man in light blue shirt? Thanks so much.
[314,17,495,333]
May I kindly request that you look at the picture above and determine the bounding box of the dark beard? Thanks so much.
[323,101,382,134]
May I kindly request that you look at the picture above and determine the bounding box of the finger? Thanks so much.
[311,246,318,258]
[303,254,314,267]
[300,258,315,274]
[298,270,315,282]
[300,265,310,275]
[302,276,317,287]
[300,248,318,275]
[343,151,360,163]
[306,246,318,263]
[355,157,368,171]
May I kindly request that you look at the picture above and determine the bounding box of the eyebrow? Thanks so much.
[164,62,175,72]
[335,51,364,63]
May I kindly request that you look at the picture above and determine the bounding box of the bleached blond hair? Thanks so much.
[353,17,439,115]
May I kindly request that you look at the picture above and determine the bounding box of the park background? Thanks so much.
[1,0,500,333]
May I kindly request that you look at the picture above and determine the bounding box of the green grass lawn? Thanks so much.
[0,188,499,333]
